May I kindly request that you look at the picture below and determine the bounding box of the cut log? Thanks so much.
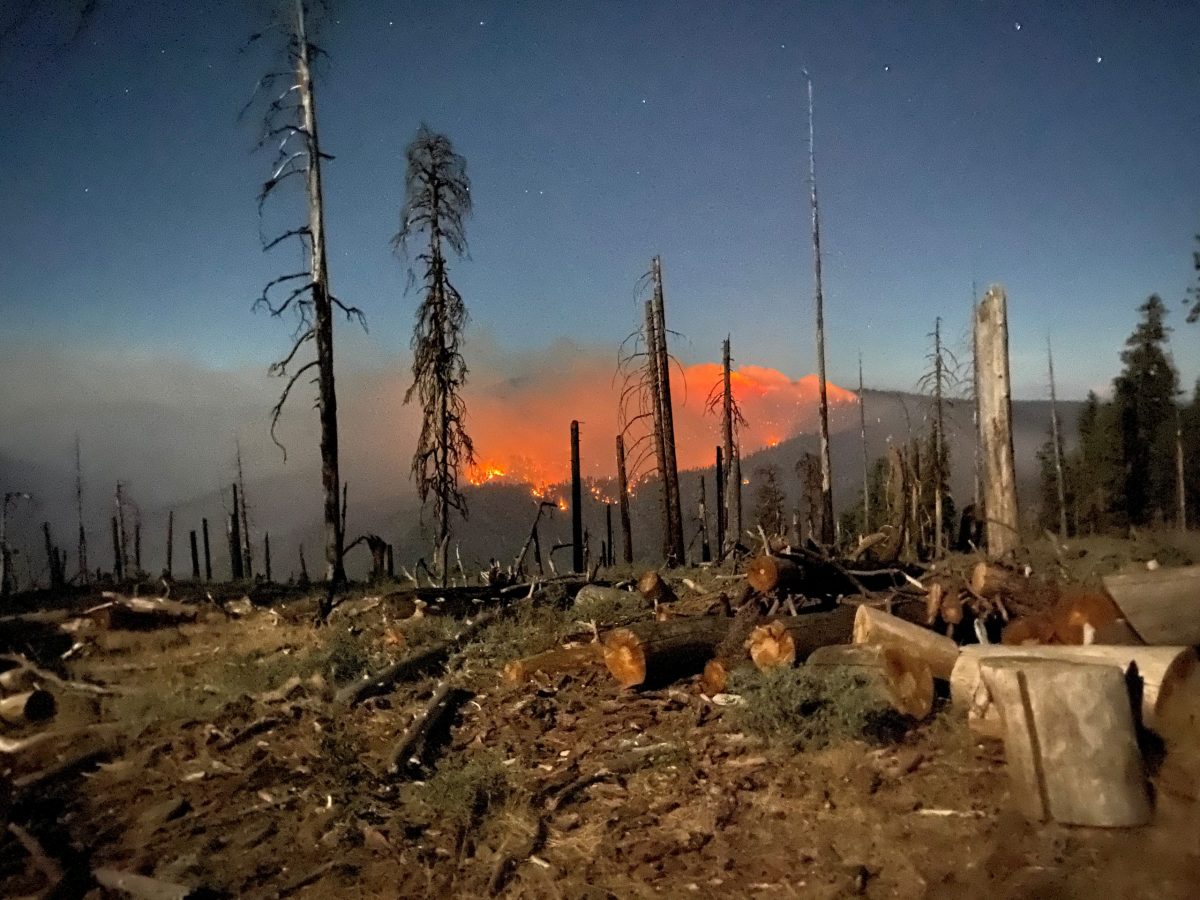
[1102,565,1200,645]
[852,605,960,680]
[806,644,934,719]
[0,689,56,726]
[502,644,604,683]
[745,554,802,594]
[970,562,1025,599]
[950,644,1200,738]
[979,658,1151,826]
[746,605,858,671]
[636,571,677,605]
[334,607,501,707]
[602,616,731,688]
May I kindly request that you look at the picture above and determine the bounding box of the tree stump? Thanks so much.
[979,658,1152,827]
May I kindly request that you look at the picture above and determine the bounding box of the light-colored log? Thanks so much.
[1102,565,1200,645]
[807,644,933,719]
[0,689,56,727]
[974,286,1020,556]
[950,644,1199,737]
[979,658,1151,826]
[502,644,603,683]
[746,606,858,672]
[852,604,960,680]
[745,554,801,594]
[574,584,640,610]
[970,561,1024,599]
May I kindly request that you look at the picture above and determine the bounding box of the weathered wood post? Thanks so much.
[201,518,212,582]
[571,420,583,573]
[974,285,1020,556]
[616,435,634,565]
[110,516,123,582]
[189,530,200,580]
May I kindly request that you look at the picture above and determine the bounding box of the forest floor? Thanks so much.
[3,532,1200,898]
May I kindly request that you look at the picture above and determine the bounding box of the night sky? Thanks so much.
[2,0,1199,402]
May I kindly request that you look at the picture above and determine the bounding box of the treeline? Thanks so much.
[1038,294,1194,534]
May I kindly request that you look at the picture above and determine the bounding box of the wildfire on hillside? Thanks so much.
[461,363,857,492]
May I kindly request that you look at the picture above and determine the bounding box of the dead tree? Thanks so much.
[571,421,583,573]
[916,317,959,557]
[114,482,129,577]
[189,530,200,580]
[42,523,64,590]
[858,356,870,534]
[110,516,121,582]
[74,433,88,583]
[1047,338,1069,537]
[393,125,475,586]
[698,476,711,563]
[804,72,834,544]
[165,510,174,578]
[202,517,212,582]
[643,298,671,560]
[228,483,244,580]
[236,441,253,578]
[651,257,685,563]
[975,285,1020,555]
[264,532,273,581]
[615,435,633,564]
[248,0,362,599]
[707,337,747,556]
[715,445,725,552]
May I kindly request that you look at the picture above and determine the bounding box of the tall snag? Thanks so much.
[916,317,959,557]
[1047,338,1069,537]
[74,433,88,583]
[393,125,475,585]
[651,257,685,564]
[804,72,835,544]
[249,0,362,603]
[706,338,747,556]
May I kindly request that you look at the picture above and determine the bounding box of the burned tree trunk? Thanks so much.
[110,517,122,582]
[858,357,870,534]
[42,523,64,590]
[189,530,200,580]
[616,435,634,565]
[1047,339,1069,538]
[805,75,835,545]
[644,299,672,562]
[698,476,711,564]
[229,483,244,581]
[74,434,88,583]
[571,420,583,574]
[721,337,741,555]
[651,257,685,564]
[975,285,1020,556]
[715,445,726,554]
[165,510,174,579]
[201,518,212,582]
[236,443,254,579]
[264,532,273,582]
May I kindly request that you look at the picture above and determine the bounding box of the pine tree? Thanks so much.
[1112,295,1179,525]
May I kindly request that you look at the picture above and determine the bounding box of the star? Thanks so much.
[1014,22,1022,31]
[1096,56,1103,63]
[884,65,890,72]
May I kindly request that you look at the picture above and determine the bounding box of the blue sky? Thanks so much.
[2,0,1198,401]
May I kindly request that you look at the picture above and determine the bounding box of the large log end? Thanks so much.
[602,629,647,688]
[747,621,797,671]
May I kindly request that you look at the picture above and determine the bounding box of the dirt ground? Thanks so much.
[3,533,1200,898]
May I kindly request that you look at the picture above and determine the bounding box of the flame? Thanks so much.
[460,361,856,489]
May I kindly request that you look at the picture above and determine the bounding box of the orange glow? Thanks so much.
[461,362,856,489]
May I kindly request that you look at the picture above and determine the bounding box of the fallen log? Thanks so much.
[1102,565,1200,645]
[602,617,731,688]
[388,679,473,775]
[852,605,960,680]
[746,605,858,671]
[0,653,115,696]
[806,644,934,719]
[970,562,1025,599]
[950,644,1200,739]
[91,594,198,630]
[502,644,604,683]
[574,584,640,611]
[0,689,56,727]
[334,607,501,707]
[979,657,1152,827]
[745,554,802,594]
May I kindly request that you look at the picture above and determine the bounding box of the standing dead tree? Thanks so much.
[1046,337,1069,537]
[975,285,1020,556]
[915,317,960,558]
[74,433,88,583]
[804,71,835,544]
[393,125,475,586]
[616,263,686,566]
[857,356,870,535]
[705,338,748,557]
[235,440,254,579]
[247,0,362,607]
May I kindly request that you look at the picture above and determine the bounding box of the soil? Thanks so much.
[3,534,1199,898]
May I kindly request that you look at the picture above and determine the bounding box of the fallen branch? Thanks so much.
[387,679,472,776]
[93,867,196,900]
[334,607,501,707]
[0,654,116,696]
[502,644,603,683]
[8,823,63,896]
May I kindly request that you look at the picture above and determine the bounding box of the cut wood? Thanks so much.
[807,644,934,719]
[1102,565,1200,645]
[0,689,56,726]
[502,644,603,683]
[970,562,1024,599]
[745,554,802,594]
[979,658,1151,826]
[950,644,1200,738]
[334,607,500,707]
[636,571,676,605]
[701,658,730,694]
[746,605,858,671]
[602,616,731,688]
[852,605,960,680]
